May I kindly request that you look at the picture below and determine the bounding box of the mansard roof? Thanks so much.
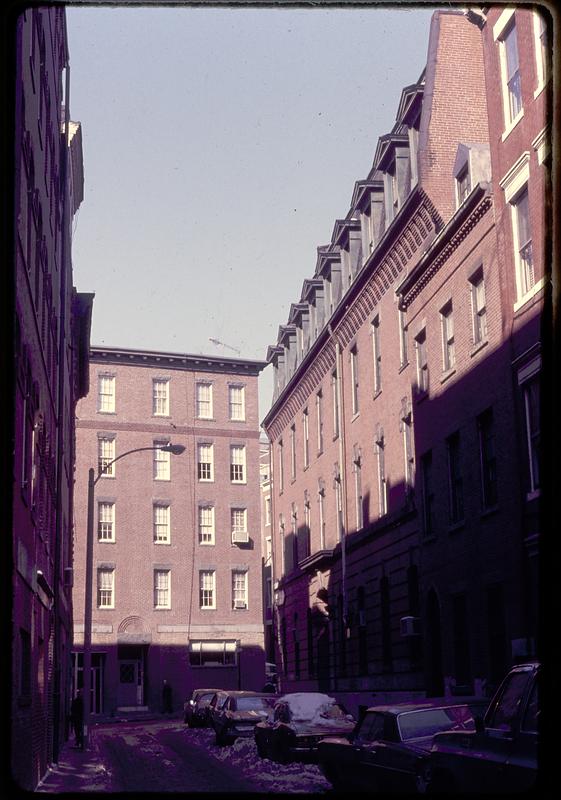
[288,302,309,325]
[331,216,361,248]
[300,277,324,302]
[351,177,384,213]
[373,132,410,171]
[315,244,341,277]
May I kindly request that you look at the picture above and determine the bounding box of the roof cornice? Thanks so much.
[89,345,267,375]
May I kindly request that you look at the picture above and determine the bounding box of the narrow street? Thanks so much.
[93,719,331,793]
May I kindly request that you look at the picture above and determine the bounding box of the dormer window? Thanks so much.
[456,165,471,206]
[453,143,490,209]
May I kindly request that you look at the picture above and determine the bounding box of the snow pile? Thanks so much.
[280,692,354,728]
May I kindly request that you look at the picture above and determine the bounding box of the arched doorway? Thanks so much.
[425,588,444,696]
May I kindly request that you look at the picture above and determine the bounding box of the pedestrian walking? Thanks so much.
[162,679,173,713]
[70,689,84,749]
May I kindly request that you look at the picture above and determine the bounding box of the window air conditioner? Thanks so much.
[63,567,74,588]
[232,530,249,544]
[400,616,421,637]
[234,599,247,609]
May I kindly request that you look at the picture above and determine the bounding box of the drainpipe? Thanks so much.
[52,44,71,762]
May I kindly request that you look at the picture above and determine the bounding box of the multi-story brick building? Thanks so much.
[262,7,548,714]
[72,346,267,716]
[12,6,92,790]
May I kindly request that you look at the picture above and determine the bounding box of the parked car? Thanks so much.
[183,688,222,727]
[254,692,355,763]
[206,690,230,730]
[429,662,539,793]
[212,691,278,746]
[317,698,487,793]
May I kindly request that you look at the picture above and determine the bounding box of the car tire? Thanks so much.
[274,739,290,765]
[256,738,268,759]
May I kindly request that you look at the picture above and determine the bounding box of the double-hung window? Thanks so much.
[154,569,170,609]
[97,568,114,608]
[278,439,284,493]
[375,428,387,516]
[197,443,214,481]
[290,425,296,480]
[153,440,170,480]
[478,408,498,509]
[232,570,248,609]
[316,391,324,454]
[198,505,215,545]
[98,436,115,478]
[153,503,170,544]
[98,502,115,542]
[332,370,340,438]
[350,346,359,414]
[196,382,213,419]
[470,271,487,345]
[400,401,414,491]
[440,302,455,372]
[523,375,540,495]
[398,309,408,367]
[230,445,246,483]
[231,508,247,542]
[372,316,382,393]
[415,329,428,393]
[228,385,245,421]
[303,409,309,468]
[152,379,169,416]
[513,188,534,297]
[533,11,548,94]
[447,432,464,524]
[456,165,471,206]
[199,570,216,609]
[494,10,523,133]
[98,375,115,413]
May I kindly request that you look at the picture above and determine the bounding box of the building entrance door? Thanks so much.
[118,659,143,707]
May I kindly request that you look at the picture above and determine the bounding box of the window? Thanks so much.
[350,346,359,414]
[447,432,464,524]
[375,428,388,516]
[230,445,246,483]
[98,375,115,413]
[318,479,326,550]
[197,443,214,481]
[415,329,428,393]
[97,567,114,608]
[522,372,540,494]
[152,379,169,416]
[228,385,245,421]
[196,382,213,419]
[456,165,471,206]
[303,409,309,468]
[332,370,340,438]
[232,570,248,608]
[400,401,414,491]
[353,446,363,530]
[231,507,247,540]
[265,496,271,526]
[372,316,382,393]
[512,187,534,298]
[421,451,434,537]
[279,514,285,575]
[154,569,170,608]
[153,440,170,480]
[98,436,115,478]
[533,11,548,92]
[98,502,115,542]
[478,408,498,509]
[470,271,487,345]
[495,14,522,128]
[198,505,215,544]
[278,439,284,493]
[153,503,170,544]
[441,302,455,372]
[398,309,408,367]
[316,390,324,453]
[189,640,237,667]
[290,424,296,480]
[199,570,216,609]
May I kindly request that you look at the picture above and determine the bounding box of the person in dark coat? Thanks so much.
[70,690,84,749]
[162,679,173,713]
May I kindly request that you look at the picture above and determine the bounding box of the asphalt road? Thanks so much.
[95,720,256,793]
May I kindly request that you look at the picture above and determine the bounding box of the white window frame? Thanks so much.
[353,449,363,530]
[98,375,115,414]
[398,308,408,367]
[231,507,248,538]
[199,570,216,609]
[97,567,114,608]
[401,405,414,490]
[153,440,171,481]
[455,163,471,208]
[317,481,326,550]
[533,10,548,97]
[198,505,215,545]
[278,439,284,493]
[494,8,524,139]
[518,357,541,497]
[196,381,213,419]
[415,329,428,393]
[98,436,116,478]
[469,270,488,345]
[372,315,382,394]
[290,424,296,480]
[332,370,340,438]
[152,379,169,417]
[375,434,388,516]
[228,384,246,421]
[316,390,324,453]
[303,409,309,468]
[197,443,214,482]
[154,569,171,609]
[230,444,246,484]
[440,302,456,372]
[265,495,271,527]
[350,345,359,415]
[153,503,170,544]
[232,570,248,609]
[98,501,115,542]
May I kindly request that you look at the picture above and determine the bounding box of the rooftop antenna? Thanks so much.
[208,337,241,355]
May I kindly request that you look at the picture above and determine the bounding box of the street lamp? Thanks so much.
[82,442,185,747]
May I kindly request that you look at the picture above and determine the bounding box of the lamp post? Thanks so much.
[82,443,185,748]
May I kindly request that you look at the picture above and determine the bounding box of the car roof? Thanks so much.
[362,698,487,715]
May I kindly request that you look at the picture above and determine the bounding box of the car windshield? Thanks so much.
[197,693,215,705]
[398,706,476,741]
[355,712,386,742]
[237,697,274,712]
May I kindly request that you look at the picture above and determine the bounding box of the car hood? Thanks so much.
[319,736,430,755]
[292,722,355,737]
[231,710,270,723]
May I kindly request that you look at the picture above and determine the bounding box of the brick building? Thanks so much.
[12,7,92,790]
[262,7,548,714]
[72,346,267,716]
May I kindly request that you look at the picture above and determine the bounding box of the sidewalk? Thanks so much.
[36,730,112,793]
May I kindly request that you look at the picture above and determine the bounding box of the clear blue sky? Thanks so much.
[66,3,435,420]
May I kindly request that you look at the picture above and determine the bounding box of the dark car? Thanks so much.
[254,692,355,763]
[183,688,222,727]
[429,662,539,793]
[318,698,487,793]
[206,690,232,731]
[212,691,278,746]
